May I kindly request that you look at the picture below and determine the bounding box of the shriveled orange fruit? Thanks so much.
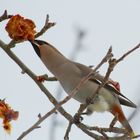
[5,14,36,41]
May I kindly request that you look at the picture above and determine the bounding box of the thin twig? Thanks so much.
[0,10,12,22]
[7,40,17,48]
[17,107,59,140]
[86,126,127,134]
[35,14,56,38]
[116,43,140,63]
[46,76,57,81]
[78,123,132,140]
[64,121,73,140]
[37,74,57,82]
[110,114,118,128]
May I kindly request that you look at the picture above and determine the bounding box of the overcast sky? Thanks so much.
[0,1,140,140]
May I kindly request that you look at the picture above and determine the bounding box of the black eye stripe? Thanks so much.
[30,41,41,58]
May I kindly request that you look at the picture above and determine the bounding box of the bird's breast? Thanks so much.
[46,60,115,113]
[87,95,110,112]
[59,78,113,112]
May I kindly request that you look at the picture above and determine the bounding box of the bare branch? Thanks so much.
[64,122,73,140]
[0,10,12,22]
[110,114,118,128]
[86,126,126,134]
[35,14,56,38]
[17,108,58,140]
[45,76,57,81]
[36,74,57,82]
[7,40,17,48]
[117,43,140,63]
[78,123,131,140]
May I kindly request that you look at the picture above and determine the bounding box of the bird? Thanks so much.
[30,39,136,138]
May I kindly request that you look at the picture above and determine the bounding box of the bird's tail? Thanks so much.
[111,104,135,138]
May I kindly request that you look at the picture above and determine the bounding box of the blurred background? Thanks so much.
[0,0,140,140]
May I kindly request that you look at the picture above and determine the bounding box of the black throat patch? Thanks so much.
[30,41,41,58]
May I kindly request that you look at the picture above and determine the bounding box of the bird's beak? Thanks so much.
[29,40,41,57]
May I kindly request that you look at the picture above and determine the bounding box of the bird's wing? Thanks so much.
[104,84,136,108]
[73,62,95,76]
[74,62,136,108]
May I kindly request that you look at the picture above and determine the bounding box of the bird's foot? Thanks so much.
[81,112,88,115]
[73,113,83,124]
[82,109,93,116]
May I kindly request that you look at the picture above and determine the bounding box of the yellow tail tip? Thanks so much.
[130,133,140,139]
[130,132,136,138]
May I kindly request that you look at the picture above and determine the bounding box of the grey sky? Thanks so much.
[0,1,140,140]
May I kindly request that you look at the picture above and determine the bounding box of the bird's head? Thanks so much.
[30,39,47,57]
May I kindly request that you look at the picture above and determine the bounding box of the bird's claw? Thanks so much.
[73,113,83,123]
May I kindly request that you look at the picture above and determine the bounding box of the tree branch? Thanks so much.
[17,108,59,140]
[35,14,56,38]
[0,10,12,22]
[116,43,140,63]
[64,121,73,140]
